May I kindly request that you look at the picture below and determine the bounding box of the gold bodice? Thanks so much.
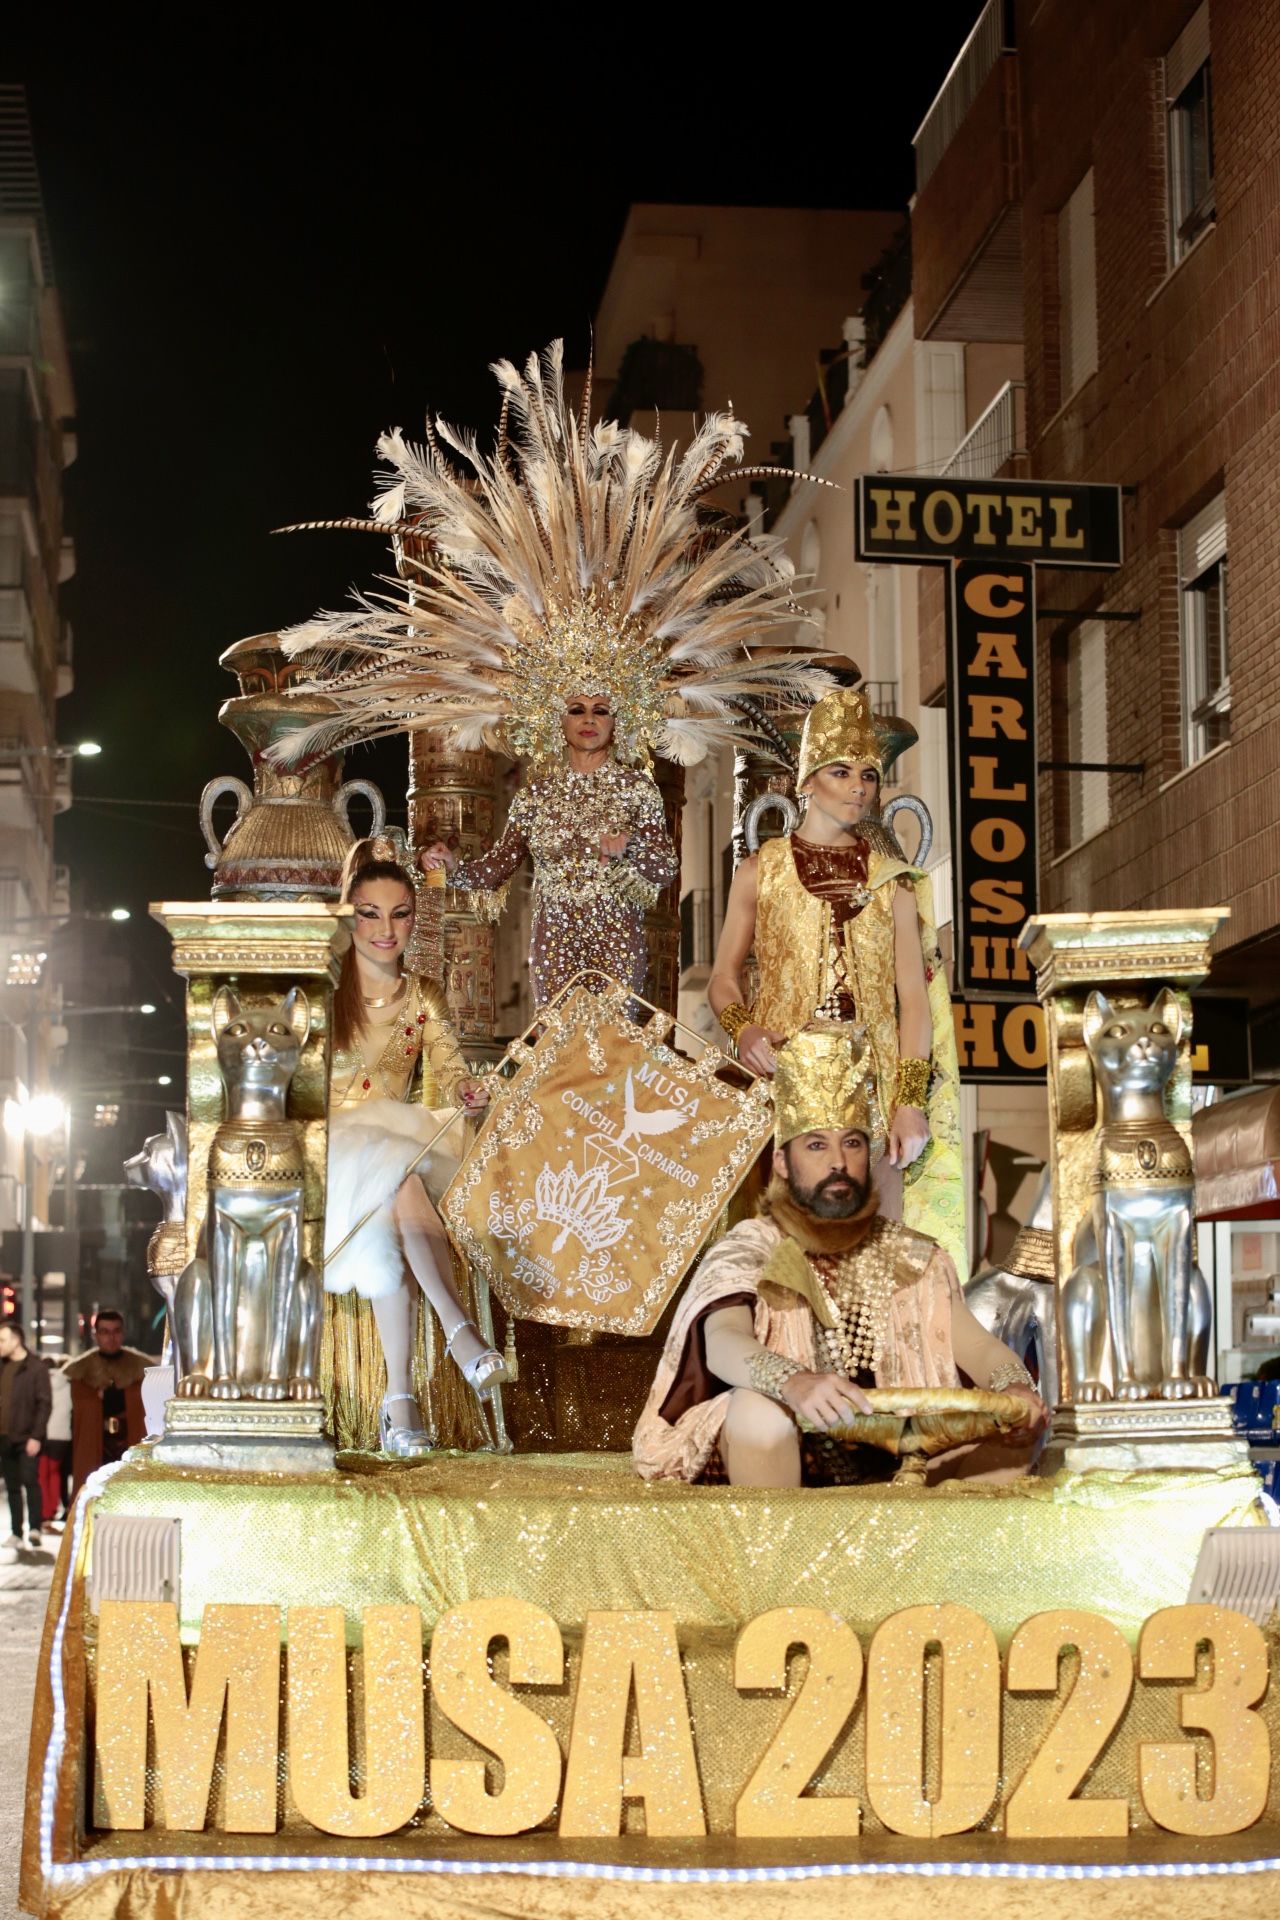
[331,973,469,1112]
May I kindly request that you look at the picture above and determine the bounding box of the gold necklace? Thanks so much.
[342,978,427,1098]
[811,1243,897,1378]
[361,975,407,1009]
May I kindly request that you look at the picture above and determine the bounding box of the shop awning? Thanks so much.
[1194,1086,1280,1220]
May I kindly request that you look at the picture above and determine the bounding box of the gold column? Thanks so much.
[407,737,503,1063]
[1020,909,1246,1471]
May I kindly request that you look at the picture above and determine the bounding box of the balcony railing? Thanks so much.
[861,680,900,716]
[914,0,1014,192]
[940,381,1027,480]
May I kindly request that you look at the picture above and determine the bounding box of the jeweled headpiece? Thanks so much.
[796,686,919,791]
[271,340,835,771]
[773,1022,884,1155]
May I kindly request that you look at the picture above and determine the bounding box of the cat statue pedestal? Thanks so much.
[1021,909,1250,1477]
[148,902,345,1473]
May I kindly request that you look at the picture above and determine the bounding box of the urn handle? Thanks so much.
[334,778,387,840]
[199,776,252,870]
[881,794,933,869]
[744,791,799,853]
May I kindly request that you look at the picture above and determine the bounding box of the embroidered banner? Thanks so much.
[441,980,774,1334]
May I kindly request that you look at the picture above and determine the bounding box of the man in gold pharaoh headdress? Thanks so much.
[709,685,966,1273]
[632,1027,1046,1488]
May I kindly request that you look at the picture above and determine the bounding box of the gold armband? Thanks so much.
[717,1002,753,1052]
[745,1348,804,1404]
[895,1056,931,1110]
[988,1359,1035,1395]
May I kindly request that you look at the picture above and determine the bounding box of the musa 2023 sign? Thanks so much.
[93,1597,1271,1843]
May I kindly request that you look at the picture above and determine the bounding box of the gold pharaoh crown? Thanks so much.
[796,685,919,791]
[772,1022,884,1154]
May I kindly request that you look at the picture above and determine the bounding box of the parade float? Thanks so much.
[20,348,1279,1920]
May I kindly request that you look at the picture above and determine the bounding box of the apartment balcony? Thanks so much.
[939,381,1028,479]
[56,618,73,698]
[911,0,1023,343]
[0,586,38,694]
[0,757,39,835]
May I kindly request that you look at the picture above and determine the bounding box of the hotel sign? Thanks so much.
[854,476,1123,569]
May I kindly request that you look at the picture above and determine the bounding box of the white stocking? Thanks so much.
[370,1282,416,1404]
[391,1175,488,1372]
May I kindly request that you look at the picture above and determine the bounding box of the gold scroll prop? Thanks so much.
[442,973,775,1336]
[820,1386,1034,1485]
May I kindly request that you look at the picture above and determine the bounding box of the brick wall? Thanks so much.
[1014,0,1280,985]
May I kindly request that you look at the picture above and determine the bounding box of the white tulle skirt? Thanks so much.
[324,1097,465,1300]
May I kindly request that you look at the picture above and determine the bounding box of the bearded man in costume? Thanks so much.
[709,685,966,1273]
[633,1026,1046,1488]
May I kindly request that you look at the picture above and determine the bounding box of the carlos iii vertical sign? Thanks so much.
[949,562,1037,994]
[854,475,1123,1080]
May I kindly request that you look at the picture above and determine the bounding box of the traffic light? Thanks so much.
[1,1282,16,1320]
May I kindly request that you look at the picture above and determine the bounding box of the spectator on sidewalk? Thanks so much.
[39,1358,71,1527]
[66,1309,147,1492]
[0,1322,51,1553]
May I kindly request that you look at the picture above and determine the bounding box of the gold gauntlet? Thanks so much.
[895,1056,930,1110]
[988,1359,1036,1395]
[717,1002,753,1054]
[745,1348,804,1404]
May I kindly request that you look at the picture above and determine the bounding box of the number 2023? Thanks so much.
[734,1602,1271,1840]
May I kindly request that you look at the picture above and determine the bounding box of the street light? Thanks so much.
[25,1093,67,1138]
[0,741,102,761]
[108,908,130,922]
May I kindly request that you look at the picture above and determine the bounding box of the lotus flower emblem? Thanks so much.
[535,1162,631,1255]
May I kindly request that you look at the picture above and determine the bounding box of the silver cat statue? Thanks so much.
[123,1110,188,1356]
[173,986,322,1402]
[1063,987,1213,1403]
[964,1172,1060,1410]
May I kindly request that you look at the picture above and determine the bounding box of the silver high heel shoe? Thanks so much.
[445,1319,507,1400]
[378,1392,435,1458]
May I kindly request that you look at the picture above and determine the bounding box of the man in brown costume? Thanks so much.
[634,1026,1047,1487]
[66,1309,147,1492]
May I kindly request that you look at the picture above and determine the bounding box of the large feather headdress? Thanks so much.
[273,340,836,770]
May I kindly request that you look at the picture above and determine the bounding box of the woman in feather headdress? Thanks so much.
[273,341,835,1010]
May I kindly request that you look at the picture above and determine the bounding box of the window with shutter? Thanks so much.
[1165,2,1214,263]
[1065,619,1109,847]
[1058,170,1098,402]
[1178,493,1229,766]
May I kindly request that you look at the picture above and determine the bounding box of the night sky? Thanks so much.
[6,25,963,1144]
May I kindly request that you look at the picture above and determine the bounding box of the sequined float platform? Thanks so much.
[22,1451,1279,1920]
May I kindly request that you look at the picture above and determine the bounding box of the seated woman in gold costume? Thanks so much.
[326,835,504,1455]
[421,693,677,1007]
[709,686,965,1274]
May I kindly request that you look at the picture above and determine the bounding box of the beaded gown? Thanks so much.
[449,759,678,1007]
